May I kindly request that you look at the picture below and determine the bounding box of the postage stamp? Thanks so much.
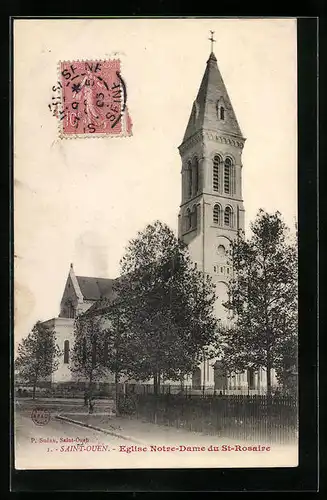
[49,59,133,138]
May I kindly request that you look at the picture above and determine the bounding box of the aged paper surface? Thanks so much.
[14,18,298,470]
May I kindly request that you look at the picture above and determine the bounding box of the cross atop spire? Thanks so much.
[209,30,216,53]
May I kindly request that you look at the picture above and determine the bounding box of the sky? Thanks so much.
[14,18,297,348]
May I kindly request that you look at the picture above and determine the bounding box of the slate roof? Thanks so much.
[76,272,132,318]
[82,296,115,318]
[182,51,244,143]
[76,276,116,301]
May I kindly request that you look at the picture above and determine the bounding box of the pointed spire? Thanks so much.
[182,49,244,143]
[208,52,217,62]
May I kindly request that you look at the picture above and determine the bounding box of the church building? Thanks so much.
[42,264,117,383]
[43,43,279,393]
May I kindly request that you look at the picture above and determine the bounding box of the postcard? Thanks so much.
[13,17,298,470]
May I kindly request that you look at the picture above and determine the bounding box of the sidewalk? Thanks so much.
[15,397,111,405]
[15,397,116,419]
[15,397,85,404]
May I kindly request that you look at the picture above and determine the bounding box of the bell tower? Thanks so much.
[178,43,246,338]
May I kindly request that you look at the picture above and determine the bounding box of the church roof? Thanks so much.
[182,51,244,143]
[82,295,116,318]
[76,276,116,300]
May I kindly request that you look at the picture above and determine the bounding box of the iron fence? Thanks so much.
[118,392,298,444]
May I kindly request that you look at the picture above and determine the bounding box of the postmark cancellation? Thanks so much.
[49,59,133,139]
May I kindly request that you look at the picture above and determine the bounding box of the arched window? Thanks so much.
[186,207,192,231]
[191,204,197,228]
[224,206,233,227]
[63,340,69,364]
[213,204,221,225]
[213,155,221,192]
[192,157,199,195]
[187,161,192,198]
[66,301,75,319]
[224,157,232,194]
[220,106,225,120]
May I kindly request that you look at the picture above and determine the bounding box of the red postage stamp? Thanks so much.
[53,59,133,138]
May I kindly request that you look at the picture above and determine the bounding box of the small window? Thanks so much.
[187,161,192,198]
[220,267,224,273]
[214,266,217,272]
[193,157,199,195]
[213,204,221,225]
[224,158,232,194]
[226,268,230,274]
[217,244,225,257]
[64,340,69,364]
[224,206,232,227]
[220,106,225,120]
[213,156,221,192]
[194,263,197,269]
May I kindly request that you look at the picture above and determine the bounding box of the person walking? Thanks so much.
[88,396,95,414]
